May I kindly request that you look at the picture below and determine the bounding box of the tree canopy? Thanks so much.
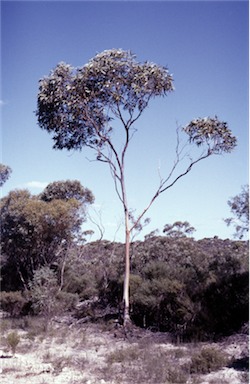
[225,185,249,239]
[0,163,12,187]
[0,181,94,290]
[37,49,174,151]
[40,179,94,205]
[163,221,196,238]
[184,116,237,155]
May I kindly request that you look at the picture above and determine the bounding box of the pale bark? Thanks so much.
[18,270,28,291]
[123,209,131,326]
[93,125,213,329]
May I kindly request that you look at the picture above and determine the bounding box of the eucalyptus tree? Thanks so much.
[40,179,94,205]
[0,181,94,290]
[0,163,12,186]
[225,185,249,239]
[36,49,237,327]
[163,221,196,238]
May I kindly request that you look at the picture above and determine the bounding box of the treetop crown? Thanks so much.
[37,49,174,150]
[183,116,237,154]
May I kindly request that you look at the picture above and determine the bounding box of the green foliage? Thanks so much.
[29,266,78,323]
[184,116,237,154]
[6,331,20,355]
[56,291,79,312]
[68,241,124,306]
[37,49,174,151]
[59,245,99,300]
[189,347,228,374]
[29,266,59,318]
[225,185,249,239]
[1,208,248,341]
[130,261,197,333]
[163,221,196,238]
[62,273,97,300]
[198,271,249,336]
[0,180,94,291]
[0,291,27,317]
[40,179,94,205]
[0,163,12,187]
[77,236,248,339]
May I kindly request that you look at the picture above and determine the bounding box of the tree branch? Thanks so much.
[87,206,105,241]
[159,150,211,194]
[130,148,212,233]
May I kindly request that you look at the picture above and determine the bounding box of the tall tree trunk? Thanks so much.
[123,209,131,327]
[18,270,28,291]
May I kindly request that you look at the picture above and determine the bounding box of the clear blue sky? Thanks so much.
[1,0,249,242]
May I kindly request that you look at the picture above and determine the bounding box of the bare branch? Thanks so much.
[159,150,211,194]
[87,206,105,241]
[130,147,212,233]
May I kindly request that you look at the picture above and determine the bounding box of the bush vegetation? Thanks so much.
[72,236,248,341]
[1,177,248,342]
[104,344,189,383]
[6,331,20,355]
[0,291,28,317]
[189,347,228,374]
[1,234,248,341]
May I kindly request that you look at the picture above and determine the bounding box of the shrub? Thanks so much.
[105,344,189,384]
[0,291,27,317]
[62,272,97,300]
[6,331,20,355]
[129,238,249,339]
[198,271,249,337]
[106,346,141,364]
[140,351,188,384]
[29,266,59,321]
[189,347,228,374]
[56,291,79,311]
[130,265,195,333]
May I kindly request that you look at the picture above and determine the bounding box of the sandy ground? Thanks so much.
[0,318,248,384]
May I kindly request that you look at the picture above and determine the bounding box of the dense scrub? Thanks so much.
[68,237,248,340]
[1,236,248,341]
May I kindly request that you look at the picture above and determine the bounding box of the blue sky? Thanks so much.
[1,0,249,242]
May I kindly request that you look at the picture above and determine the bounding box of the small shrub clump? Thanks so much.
[6,331,20,355]
[106,346,141,364]
[104,345,189,384]
[189,347,228,374]
[0,291,27,317]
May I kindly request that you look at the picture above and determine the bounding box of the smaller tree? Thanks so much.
[163,221,196,238]
[0,163,12,186]
[225,185,249,239]
[40,179,94,205]
[144,229,160,240]
[29,266,59,326]
[0,180,94,291]
[6,332,20,355]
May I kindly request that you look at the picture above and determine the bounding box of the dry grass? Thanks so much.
[0,316,248,384]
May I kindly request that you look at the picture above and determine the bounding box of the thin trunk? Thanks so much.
[18,270,28,291]
[59,257,66,291]
[123,209,131,326]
